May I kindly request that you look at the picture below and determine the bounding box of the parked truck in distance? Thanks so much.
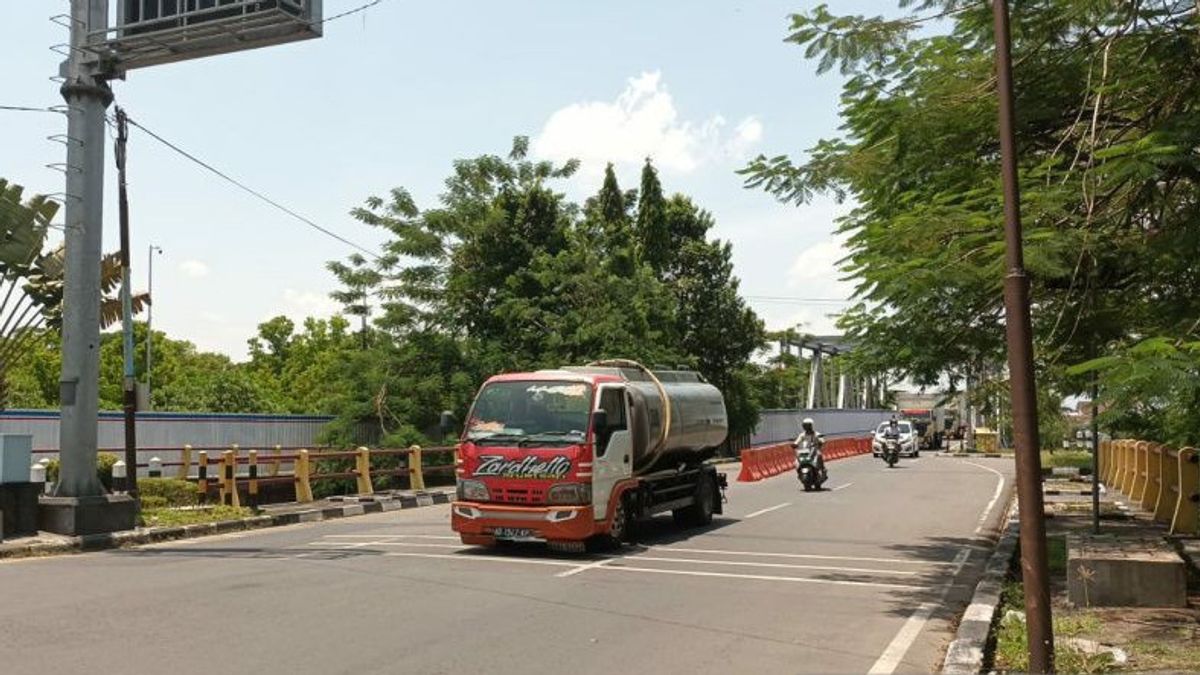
[451,360,729,552]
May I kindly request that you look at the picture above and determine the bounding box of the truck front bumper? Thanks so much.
[451,501,597,545]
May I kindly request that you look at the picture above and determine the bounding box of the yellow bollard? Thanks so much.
[1142,443,1163,513]
[408,445,425,491]
[295,449,314,503]
[355,446,374,495]
[178,444,192,480]
[270,444,282,477]
[1155,447,1179,525]
[1171,447,1198,536]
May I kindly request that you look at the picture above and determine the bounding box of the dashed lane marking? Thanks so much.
[646,546,959,567]
[742,502,791,519]
[556,557,613,578]
[599,565,925,591]
[831,482,854,491]
[623,555,922,577]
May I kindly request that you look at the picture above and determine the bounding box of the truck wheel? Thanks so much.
[675,474,715,527]
[590,498,631,552]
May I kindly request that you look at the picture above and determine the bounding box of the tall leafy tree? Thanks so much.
[743,1,1200,439]
[635,159,670,274]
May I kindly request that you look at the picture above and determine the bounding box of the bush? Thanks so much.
[137,478,197,507]
[139,495,168,509]
[44,454,120,489]
[96,452,119,490]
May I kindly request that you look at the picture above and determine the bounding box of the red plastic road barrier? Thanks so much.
[738,436,876,482]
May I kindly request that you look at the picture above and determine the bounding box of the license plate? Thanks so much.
[492,527,542,542]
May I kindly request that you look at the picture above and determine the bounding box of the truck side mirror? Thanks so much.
[591,410,609,437]
[439,411,458,439]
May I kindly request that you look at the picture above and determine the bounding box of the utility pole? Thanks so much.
[146,244,162,409]
[1091,376,1100,534]
[116,106,138,501]
[43,0,136,534]
[55,0,111,499]
[992,1,1054,671]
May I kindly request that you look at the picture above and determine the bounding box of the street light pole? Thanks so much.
[992,1,1054,671]
[146,244,162,410]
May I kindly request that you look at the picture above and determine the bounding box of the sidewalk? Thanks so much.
[0,487,455,561]
[986,487,1200,672]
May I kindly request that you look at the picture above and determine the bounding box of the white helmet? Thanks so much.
[802,417,815,426]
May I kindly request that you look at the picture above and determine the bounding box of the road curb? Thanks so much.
[0,490,453,561]
[941,500,1020,674]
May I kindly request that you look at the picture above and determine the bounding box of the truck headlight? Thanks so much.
[457,479,490,502]
[547,482,592,506]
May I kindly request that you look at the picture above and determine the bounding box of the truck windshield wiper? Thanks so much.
[518,431,584,446]
[468,433,528,445]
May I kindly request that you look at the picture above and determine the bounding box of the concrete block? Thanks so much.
[0,434,33,484]
[1067,535,1186,608]
[0,482,40,536]
[38,494,136,536]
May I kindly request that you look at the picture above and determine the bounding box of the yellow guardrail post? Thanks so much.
[197,450,209,504]
[1155,447,1179,525]
[270,444,282,477]
[1101,439,1113,486]
[178,444,192,480]
[409,445,425,491]
[1132,441,1150,503]
[1171,447,1198,536]
[1119,440,1135,496]
[355,446,374,495]
[1142,443,1163,513]
[223,448,241,508]
[295,449,314,503]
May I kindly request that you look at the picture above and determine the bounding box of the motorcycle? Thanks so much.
[793,437,827,491]
[882,436,900,468]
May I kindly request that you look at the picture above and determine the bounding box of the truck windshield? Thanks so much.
[465,380,591,444]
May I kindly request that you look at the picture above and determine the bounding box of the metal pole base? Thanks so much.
[38,494,136,536]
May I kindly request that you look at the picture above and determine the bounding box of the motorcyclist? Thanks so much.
[885,415,901,439]
[793,417,827,482]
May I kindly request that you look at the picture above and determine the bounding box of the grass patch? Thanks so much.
[994,578,1116,674]
[139,505,252,528]
[1041,450,1093,470]
[1048,535,1067,574]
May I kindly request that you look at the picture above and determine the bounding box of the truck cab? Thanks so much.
[451,364,726,551]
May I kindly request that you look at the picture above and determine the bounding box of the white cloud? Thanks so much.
[179,260,209,278]
[532,71,761,175]
[278,288,341,321]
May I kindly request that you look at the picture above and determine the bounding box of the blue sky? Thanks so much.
[2,1,900,359]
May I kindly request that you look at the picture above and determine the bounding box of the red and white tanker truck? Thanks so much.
[451,360,729,551]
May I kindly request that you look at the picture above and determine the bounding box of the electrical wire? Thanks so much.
[122,115,381,260]
[316,0,386,25]
[0,105,61,114]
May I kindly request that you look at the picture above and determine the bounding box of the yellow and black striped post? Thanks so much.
[355,447,374,495]
[295,449,314,503]
[409,445,425,491]
[197,451,209,504]
[248,448,260,509]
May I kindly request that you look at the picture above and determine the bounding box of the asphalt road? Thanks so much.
[0,453,1013,675]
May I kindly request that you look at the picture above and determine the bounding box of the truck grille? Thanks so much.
[491,486,546,505]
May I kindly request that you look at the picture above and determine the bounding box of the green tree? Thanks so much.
[743,1,1200,437]
[635,159,670,274]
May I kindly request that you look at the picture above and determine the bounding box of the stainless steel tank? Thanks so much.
[566,363,728,473]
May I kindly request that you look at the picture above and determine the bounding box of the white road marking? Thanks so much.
[599,565,925,591]
[831,482,854,492]
[868,548,972,674]
[867,602,939,675]
[648,546,958,567]
[382,551,578,568]
[308,541,462,550]
[323,534,459,540]
[556,557,613,578]
[625,555,921,577]
[963,460,1007,535]
[743,502,791,519]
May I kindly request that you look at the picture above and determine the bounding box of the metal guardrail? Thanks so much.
[1099,439,1198,535]
[182,445,456,507]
